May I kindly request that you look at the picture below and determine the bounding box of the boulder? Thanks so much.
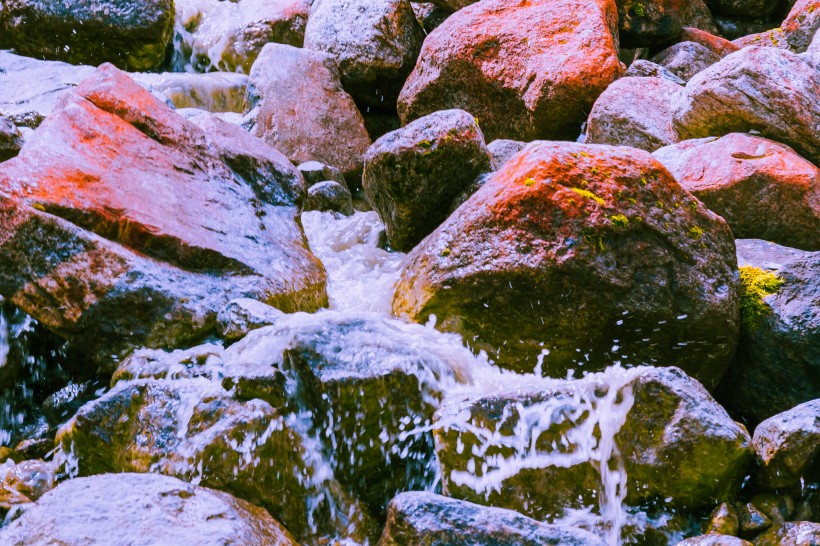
[413,3,450,34]
[707,502,740,535]
[247,43,371,178]
[672,47,820,166]
[737,502,772,534]
[216,299,285,341]
[0,116,22,163]
[433,366,752,520]
[297,161,347,188]
[586,76,680,152]
[653,134,820,251]
[624,59,686,84]
[379,491,607,546]
[783,0,820,53]
[679,27,741,57]
[617,0,718,48]
[733,29,791,51]
[652,42,722,81]
[175,0,311,73]
[0,64,327,370]
[362,109,493,251]
[394,141,740,386]
[487,140,527,169]
[0,473,300,546]
[425,0,477,12]
[752,399,820,489]
[397,0,622,142]
[304,0,424,110]
[678,535,753,546]
[717,241,820,424]
[0,0,174,71]
[753,522,820,546]
[305,181,355,215]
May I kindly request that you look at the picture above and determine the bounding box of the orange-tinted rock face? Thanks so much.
[654,134,820,251]
[0,64,327,368]
[679,27,741,57]
[398,0,622,142]
[394,141,739,388]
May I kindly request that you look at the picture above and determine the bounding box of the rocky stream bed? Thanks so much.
[0,0,819,545]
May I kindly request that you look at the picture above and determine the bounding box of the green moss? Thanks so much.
[524,177,536,187]
[739,266,783,330]
[569,187,605,205]
[610,214,629,228]
[440,247,451,257]
[418,140,432,149]
[688,226,703,238]
[630,2,646,17]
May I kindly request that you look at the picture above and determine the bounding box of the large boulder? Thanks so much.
[672,47,820,166]
[433,366,752,520]
[393,141,740,386]
[585,76,680,152]
[617,0,718,48]
[174,0,311,72]
[0,0,174,71]
[679,27,741,58]
[624,59,686,84]
[783,0,820,53]
[397,0,622,142]
[0,64,326,370]
[717,240,820,424]
[247,43,371,177]
[379,491,607,546]
[0,473,300,546]
[653,134,820,251]
[651,41,722,82]
[304,0,424,110]
[752,399,820,489]
[362,109,493,251]
[753,522,820,546]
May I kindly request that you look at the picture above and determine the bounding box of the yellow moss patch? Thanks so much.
[569,187,605,205]
[739,266,784,330]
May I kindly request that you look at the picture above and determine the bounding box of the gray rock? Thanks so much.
[652,41,722,82]
[678,534,754,546]
[783,0,820,53]
[0,116,22,162]
[297,160,347,187]
[624,59,686,85]
[247,43,372,178]
[753,399,820,489]
[0,473,300,546]
[707,502,740,536]
[586,76,681,152]
[305,181,355,215]
[753,522,820,546]
[216,298,285,341]
[487,139,527,169]
[379,491,607,546]
[363,109,493,251]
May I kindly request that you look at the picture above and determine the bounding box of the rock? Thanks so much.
[586,76,680,152]
[751,493,795,525]
[672,47,820,166]
[0,473,300,546]
[653,134,820,251]
[624,59,687,84]
[129,72,250,113]
[753,399,820,489]
[216,299,285,341]
[713,17,776,41]
[487,140,527,169]
[1,459,57,502]
[783,0,820,53]
[379,491,607,546]
[707,502,740,536]
[0,64,327,370]
[681,0,720,34]
[362,109,493,251]
[616,0,686,48]
[297,161,347,188]
[705,0,779,18]
[397,0,622,142]
[305,181,355,215]
[737,502,772,534]
[678,535,754,546]
[734,29,791,51]
[394,141,740,385]
[175,0,311,73]
[0,0,174,71]
[717,243,820,423]
[679,27,741,57]
[413,3,449,34]
[652,42,722,82]
[0,116,22,163]
[247,43,372,178]
[753,522,820,546]
[433,366,752,519]
[425,0,477,12]
[304,0,424,110]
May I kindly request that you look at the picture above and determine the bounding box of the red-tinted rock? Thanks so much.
[733,28,791,51]
[654,134,820,251]
[783,0,820,53]
[679,27,741,57]
[393,142,740,386]
[397,0,622,142]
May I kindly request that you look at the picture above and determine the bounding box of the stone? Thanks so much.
[487,140,527,169]
[379,491,607,546]
[304,0,424,110]
[0,473,300,546]
[713,17,776,41]
[751,494,795,525]
[624,59,686,84]
[297,161,347,188]
[672,47,820,166]
[653,134,820,251]
[737,502,772,534]
[717,243,820,423]
[679,27,741,57]
[129,72,250,113]
[753,399,820,489]
[398,0,622,142]
[586,76,680,152]
[362,109,492,251]
[734,29,792,51]
[707,502,740,536]
[616,0,687,48]
[175,0,311,73]
[0,116,22,163]
[704,0,779,18]
[394,141,740,385]
[433,366,752,520]
[413,3,449,34]
[679,535,754,546]
[1,459,57,502]
[247,43,372,178]
[753,522,820,546]
[0,64,327,369]
[0,0,174,71]
[216,299,285,341]
[651,41,722,82]
[783,0,820,53]
[305,181,355,216]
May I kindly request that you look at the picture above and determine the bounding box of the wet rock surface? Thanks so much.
[0,117,22,163]
[652,41,722,81]
[752,399,820,489]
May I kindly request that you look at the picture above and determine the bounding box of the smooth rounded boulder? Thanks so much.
[363,109,493,252]
[397,0,622,142]
[654,134,820,251]
[651,41,722,81]
[394,142,740,386]
[753,399,820,489]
